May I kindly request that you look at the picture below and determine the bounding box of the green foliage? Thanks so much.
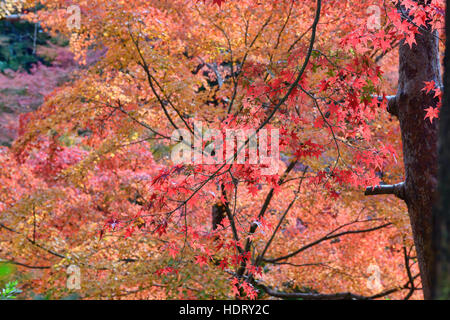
[0,262,15,279]
[151,143,171,161]
[0,281,21,300]
[0,19,51,72]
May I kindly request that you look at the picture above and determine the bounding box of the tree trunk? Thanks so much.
[365,8,442,298]
[431,0,450,300]
[390,25,441,299]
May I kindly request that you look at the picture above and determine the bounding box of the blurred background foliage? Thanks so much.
[0,19,49,72]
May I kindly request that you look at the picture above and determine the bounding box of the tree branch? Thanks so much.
[236,160,299,278]
[255,167,308,267]
[257,282,404,300]
[2,14,24,22]
[0,222,66,259]
[265,222,392,263]
[386,95,399,117]
[375,95,398,117]
[3,259,51,270]
[364,182,406,200]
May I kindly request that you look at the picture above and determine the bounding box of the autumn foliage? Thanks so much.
[0,0,445,299]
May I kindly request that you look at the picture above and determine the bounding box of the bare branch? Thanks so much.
[255,167,308,267]
[257,282,403,300]
[386,95,399,117]
[265,222,392,263]
[2,14,23,21]
[0,222,66,259]
[364,182,405,200]
[3,259,51,270]
[374,95,398,117]
[259,284,367,300]
[236,160,299,278]
[205,62,223,88]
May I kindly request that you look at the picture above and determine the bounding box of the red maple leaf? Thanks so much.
[201,0,225,6]
[247,184,259,197]
[422,80,436,94]
[194,255,209,267]
[405,31,417,48]
[424,106,439,123]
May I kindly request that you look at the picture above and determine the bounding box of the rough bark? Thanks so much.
[431,0,450,300]
[212,202,226,230]
[392,24,441,299]
[366,5,442,299]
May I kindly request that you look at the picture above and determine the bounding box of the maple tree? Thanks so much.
[432,0,450,300]
[0,0,446,300]
[363,0,443,298]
